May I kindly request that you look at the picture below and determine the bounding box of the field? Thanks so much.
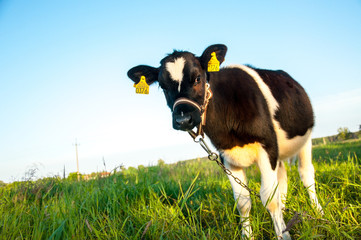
[1,140,360,239]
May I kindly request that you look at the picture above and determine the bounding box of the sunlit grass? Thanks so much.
[0,141,360,239]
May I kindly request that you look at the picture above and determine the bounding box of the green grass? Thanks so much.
[1,141,360,239]
[313,139,361,163]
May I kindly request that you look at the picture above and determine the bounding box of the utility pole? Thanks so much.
[103,156,107,171]
[63,165,66,179]
[73,139,80,181]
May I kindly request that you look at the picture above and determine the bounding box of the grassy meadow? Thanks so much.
[1,140,360,239]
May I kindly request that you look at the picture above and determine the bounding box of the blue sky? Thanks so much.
[1,0,360,182]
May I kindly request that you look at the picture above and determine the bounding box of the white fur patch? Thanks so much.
[276,126,312,160]
[165,57,186,92]
[221,142,262,168]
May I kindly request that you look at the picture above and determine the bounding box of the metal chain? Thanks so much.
[192,135,338,235]
[191,135,338,234]
[196,137,260,198]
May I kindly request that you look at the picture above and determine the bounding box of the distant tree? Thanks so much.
[68,172,82,181]
[337,127,352,140]
[22,167,39,182]
[158,159,165,167]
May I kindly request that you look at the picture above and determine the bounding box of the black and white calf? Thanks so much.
[128,44,322,239]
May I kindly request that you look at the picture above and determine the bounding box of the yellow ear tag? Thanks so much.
[134,76,149,94]
[207,52,220,72]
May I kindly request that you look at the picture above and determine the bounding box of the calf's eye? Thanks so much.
[194,75,201,86]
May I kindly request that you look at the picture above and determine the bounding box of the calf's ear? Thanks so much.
[127,65,159,85]
[199,44,228,71]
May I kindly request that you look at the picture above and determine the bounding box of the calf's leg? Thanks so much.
[298,135,323,212]
[258,149,291,240]
[223,161,253,239]
[277,161,288,210]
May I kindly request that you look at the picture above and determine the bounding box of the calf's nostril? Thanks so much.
[175,115,192,125]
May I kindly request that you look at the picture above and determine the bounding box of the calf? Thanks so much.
[127,44,322,239]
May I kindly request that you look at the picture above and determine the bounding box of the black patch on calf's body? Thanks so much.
[204,68,279,169]
[254,68,314,138]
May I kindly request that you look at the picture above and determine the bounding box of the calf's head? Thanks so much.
[128,44,227,131]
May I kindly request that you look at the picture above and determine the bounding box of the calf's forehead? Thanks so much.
[160,52,200,91]
[161,52,198,74]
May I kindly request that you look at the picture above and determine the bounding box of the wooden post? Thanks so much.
[74,139,80,181]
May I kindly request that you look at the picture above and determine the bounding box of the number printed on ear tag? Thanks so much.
[207,52,220,72]
[134,76,149,94]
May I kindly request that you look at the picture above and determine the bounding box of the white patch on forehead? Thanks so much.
[165,57,186,92]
